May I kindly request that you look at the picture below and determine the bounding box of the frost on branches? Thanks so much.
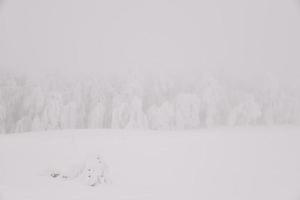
[0,71,299,133]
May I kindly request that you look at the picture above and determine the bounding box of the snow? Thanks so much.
[1,127,300,200]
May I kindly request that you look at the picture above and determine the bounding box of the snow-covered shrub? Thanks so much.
[47,155,110,186]
[81,155,110,186]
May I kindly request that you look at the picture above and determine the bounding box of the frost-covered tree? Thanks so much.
[201,74,223,127]
[111,96,130,129]
[126,96,148,129]
[174,93,201,129]
[111,95,147,129]
[31,115,45,131]
[87,101,105,129]
[228,94,261,126]
[111,72,148,129]
[147,101,175,130]
[0,104,6,133]
[22,86,45,117]
[257,74,300,125]
[70,83,87,128]
[61,101,78,129]
[262,91,300,125]
[0,70,299,133]
[42,92,63,130]
[15,116,32,133]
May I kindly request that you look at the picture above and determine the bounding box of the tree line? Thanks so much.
[0,70,299,133]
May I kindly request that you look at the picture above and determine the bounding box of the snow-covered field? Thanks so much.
[1,127,300,200]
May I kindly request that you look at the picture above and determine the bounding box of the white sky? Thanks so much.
[0,0,300,84]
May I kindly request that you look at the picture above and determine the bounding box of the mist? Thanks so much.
[0,0,300,86]
[2,1,300,199]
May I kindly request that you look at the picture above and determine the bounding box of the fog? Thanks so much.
[0,0,300,85]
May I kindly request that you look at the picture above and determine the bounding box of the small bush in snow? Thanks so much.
[46,155,110,187]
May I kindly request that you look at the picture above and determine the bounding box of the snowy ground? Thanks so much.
[1,127,300,200]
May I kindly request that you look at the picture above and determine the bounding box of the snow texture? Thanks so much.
[1,127,300,200]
